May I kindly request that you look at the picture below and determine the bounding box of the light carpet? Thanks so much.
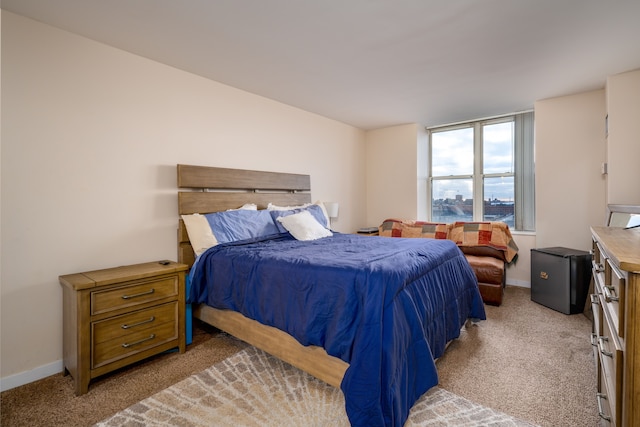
[95,346,537,426]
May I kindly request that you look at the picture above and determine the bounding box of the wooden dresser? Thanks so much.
[59,260,188,395]
[590,226,640,426]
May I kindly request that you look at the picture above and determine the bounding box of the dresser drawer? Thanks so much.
[92,302,178,368]
[597,304,623,426]
[590,294,602,382]
[596,386,613,426]
[91,275,178,316]
[592,242,605,286]
[592,239,602,271]
[603,260,625,338]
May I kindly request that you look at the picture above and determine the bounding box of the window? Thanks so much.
[428,112,534,231]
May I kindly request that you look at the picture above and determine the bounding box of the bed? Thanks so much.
[177,164,486,427]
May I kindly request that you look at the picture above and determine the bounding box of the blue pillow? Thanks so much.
[269,204,329,233]
[205,210,279,243]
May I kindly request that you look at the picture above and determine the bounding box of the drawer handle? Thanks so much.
[603,286,619,303]
[122,334,156,348]
[596,393,612,422]
[594,262,604,273]
[598,336,613,358]
[121,316,155,329]
[590,333,598,347]
[590,294,600,305]
[121,288,155,300]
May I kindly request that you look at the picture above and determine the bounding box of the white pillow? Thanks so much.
[276,210,333,241]
[181,213,218,256]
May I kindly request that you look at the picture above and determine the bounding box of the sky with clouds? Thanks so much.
[431,122,514,201]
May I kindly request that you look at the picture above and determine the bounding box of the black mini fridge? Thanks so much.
[530,247,592,314]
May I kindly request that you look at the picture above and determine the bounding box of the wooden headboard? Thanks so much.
[177,164,312,266]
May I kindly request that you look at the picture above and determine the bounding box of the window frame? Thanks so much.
[427,112,534,231]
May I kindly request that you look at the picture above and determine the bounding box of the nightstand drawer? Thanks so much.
[92,303,178,368]
[91,276,178,315]
[92,302,177,345]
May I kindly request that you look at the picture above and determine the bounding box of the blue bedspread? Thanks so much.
[188,233,485,426]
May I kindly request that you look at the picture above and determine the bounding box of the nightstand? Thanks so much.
[59,260,188,395]
[356,227,379,236]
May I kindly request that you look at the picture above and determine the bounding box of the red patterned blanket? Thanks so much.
[448,221,519,263]
[378,219,519,263]
[379,219,451,239]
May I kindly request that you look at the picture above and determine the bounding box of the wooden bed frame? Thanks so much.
[177,164,348,388]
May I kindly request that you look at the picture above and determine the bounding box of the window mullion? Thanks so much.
[473,123,483,221]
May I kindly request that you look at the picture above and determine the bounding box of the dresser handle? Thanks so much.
[590,294,600,305]
[121,316,155,329]
[122,334,156,348]
[590,333,598,346]
[596,393,612,422]
[603,286,619,303]
[121,288,155,300]
[594,263,604,273]
[598,336,613,358]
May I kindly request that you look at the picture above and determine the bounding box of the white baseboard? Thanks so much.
[0,360,64,392]
[506,279,530,288]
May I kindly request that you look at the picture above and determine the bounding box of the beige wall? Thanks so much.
[606,69,640,205]
[503,234,535,287]
[365,124,422,226]
[0,12,365,385]
[534,90,607,249]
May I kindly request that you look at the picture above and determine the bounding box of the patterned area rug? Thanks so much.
[95,346,537,426]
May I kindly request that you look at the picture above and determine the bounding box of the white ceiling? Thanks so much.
[3,0,640,130]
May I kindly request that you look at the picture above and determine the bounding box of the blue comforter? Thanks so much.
[188,233,485,426]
